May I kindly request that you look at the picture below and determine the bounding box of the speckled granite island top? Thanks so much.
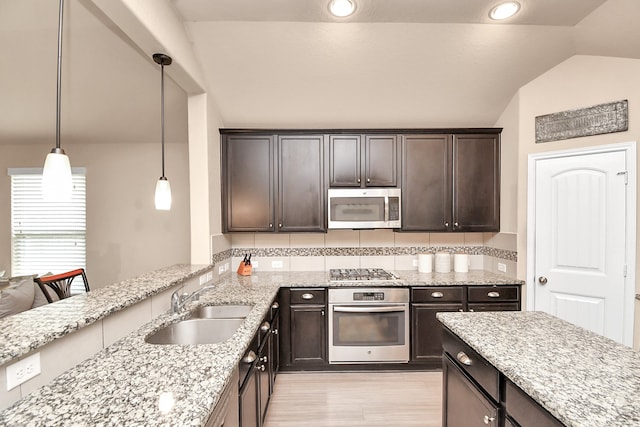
[437,311,640,427]
[0,269,521,426]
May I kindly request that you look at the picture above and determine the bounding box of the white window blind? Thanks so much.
[9,168,86,283]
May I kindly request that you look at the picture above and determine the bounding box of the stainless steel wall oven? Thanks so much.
[328,287,410,364]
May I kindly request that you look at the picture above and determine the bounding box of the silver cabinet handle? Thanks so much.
[454,222,459,228]
[269,223,273,228]
[260,321,270,332]
[487,291,500,298]
[444,222,449,227]
[457,351,472,366]
[538,276,548,285]
[272,302,280,309]
[243,350,257,364]
[357,178,361,183]
[271,328,279,335]
[255,364,266,372]
[301,293,314,300]
[366,178,371,183]
[431,291,444,298]
[483,415,495,425]
[321,310,325,316]
[278,223,282,228]
[260,356,268,363]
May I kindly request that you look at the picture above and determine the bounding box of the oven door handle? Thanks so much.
[333,305,407,313]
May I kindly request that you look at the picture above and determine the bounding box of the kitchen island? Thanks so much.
[438,311,640,427]
[0,268,521,425]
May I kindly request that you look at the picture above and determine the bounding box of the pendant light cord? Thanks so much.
[160,62,166,178]
[56,0,64,150]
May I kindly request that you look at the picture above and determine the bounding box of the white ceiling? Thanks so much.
[2,0,639,145]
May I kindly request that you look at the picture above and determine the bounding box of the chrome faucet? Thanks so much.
[170,285,216,314]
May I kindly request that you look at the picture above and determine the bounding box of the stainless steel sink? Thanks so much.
[145,318,245,345]
[193,304,253,319]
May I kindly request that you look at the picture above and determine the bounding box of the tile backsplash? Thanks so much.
[211,230,517,277]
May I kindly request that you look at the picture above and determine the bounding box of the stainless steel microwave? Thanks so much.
[328,188,401,229]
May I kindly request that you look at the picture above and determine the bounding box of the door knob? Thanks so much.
[538,276,548,285]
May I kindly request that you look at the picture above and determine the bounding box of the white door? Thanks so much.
[533,149,630,344]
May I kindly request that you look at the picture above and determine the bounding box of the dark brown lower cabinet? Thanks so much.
[279,288,328,370]
[443,328,563,427]
[505,380,564,427]
[239,360,258,427]
[411,303,462,365]
[443,355,499,427]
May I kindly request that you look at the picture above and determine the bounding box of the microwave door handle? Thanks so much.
[384,195,389,221]
[333,305,406,313]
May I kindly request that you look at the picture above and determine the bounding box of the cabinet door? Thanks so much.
[505,380,564,427]
[223,135,275,232]
[411,303,463,364]
[443,355,499,427]
[258,340,270,425]
[290,305,327,365]
[278,135,327,232]
[364,135,398,187]
[468,302,520,312]
[452,134,500,231]
[329,135,361,186]
[239,368,259,427]
[401,134,452,231]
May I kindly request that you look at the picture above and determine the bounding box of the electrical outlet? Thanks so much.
[206,272,213,281]
[412,259,419,267]
[271,260,283,269]
[6,353,41,390]
[252,261,259,269]
[218,266,225,275]
[199,274,207,285]
[497,263,507,273]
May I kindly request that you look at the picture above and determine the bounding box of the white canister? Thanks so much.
[435,252,451,273]
[454,253,469,273]
[418,253,432,273]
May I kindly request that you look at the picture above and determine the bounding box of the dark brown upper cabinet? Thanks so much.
[277,134,327,232]
[222,134,275,232]
[221,131,327,233]
[329,134,398,187]
[401,132,500,232]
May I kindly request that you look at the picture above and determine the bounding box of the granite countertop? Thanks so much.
[437,311,640,427]
[0,268,522,425]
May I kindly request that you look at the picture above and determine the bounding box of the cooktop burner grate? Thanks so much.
[329,268,397,281]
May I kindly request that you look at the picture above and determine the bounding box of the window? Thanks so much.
[9,168,86,283]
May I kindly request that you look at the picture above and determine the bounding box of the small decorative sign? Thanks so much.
[535,100,628,143]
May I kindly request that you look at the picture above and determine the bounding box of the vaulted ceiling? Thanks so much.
[1,0,639,145]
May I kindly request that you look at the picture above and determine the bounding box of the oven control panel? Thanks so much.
[353,292,385,301]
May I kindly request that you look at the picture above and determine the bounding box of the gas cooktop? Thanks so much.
[329,268,398,282]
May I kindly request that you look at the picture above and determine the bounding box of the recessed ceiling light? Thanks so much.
[329,0,356,18]
[489,1,521,20]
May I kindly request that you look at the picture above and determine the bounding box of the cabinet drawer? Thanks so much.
[412,287,464,303]
[442,328,500,402]
[468,302,520,312]
[505,380,564,427]
[468,286,519,303]
[290,288,326,305]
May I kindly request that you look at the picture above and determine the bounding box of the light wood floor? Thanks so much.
[263,371,443,427]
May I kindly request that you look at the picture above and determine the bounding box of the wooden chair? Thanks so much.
[35,268,90,303]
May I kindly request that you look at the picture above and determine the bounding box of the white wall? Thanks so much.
[0,141,191,288]
[512,54,640,344]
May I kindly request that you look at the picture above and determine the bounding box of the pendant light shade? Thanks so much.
[153,53,172,211]
[43,148,73,201]
[43,0,72,202]
[155,177,172,211]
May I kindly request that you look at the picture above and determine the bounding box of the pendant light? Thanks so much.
[42,0,73,202]
[153,53,172,211]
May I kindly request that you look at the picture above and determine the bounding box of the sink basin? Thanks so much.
[145,318,244,345]
[193,304,253,319]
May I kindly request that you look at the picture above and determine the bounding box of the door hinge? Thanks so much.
[617,171,628,185]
